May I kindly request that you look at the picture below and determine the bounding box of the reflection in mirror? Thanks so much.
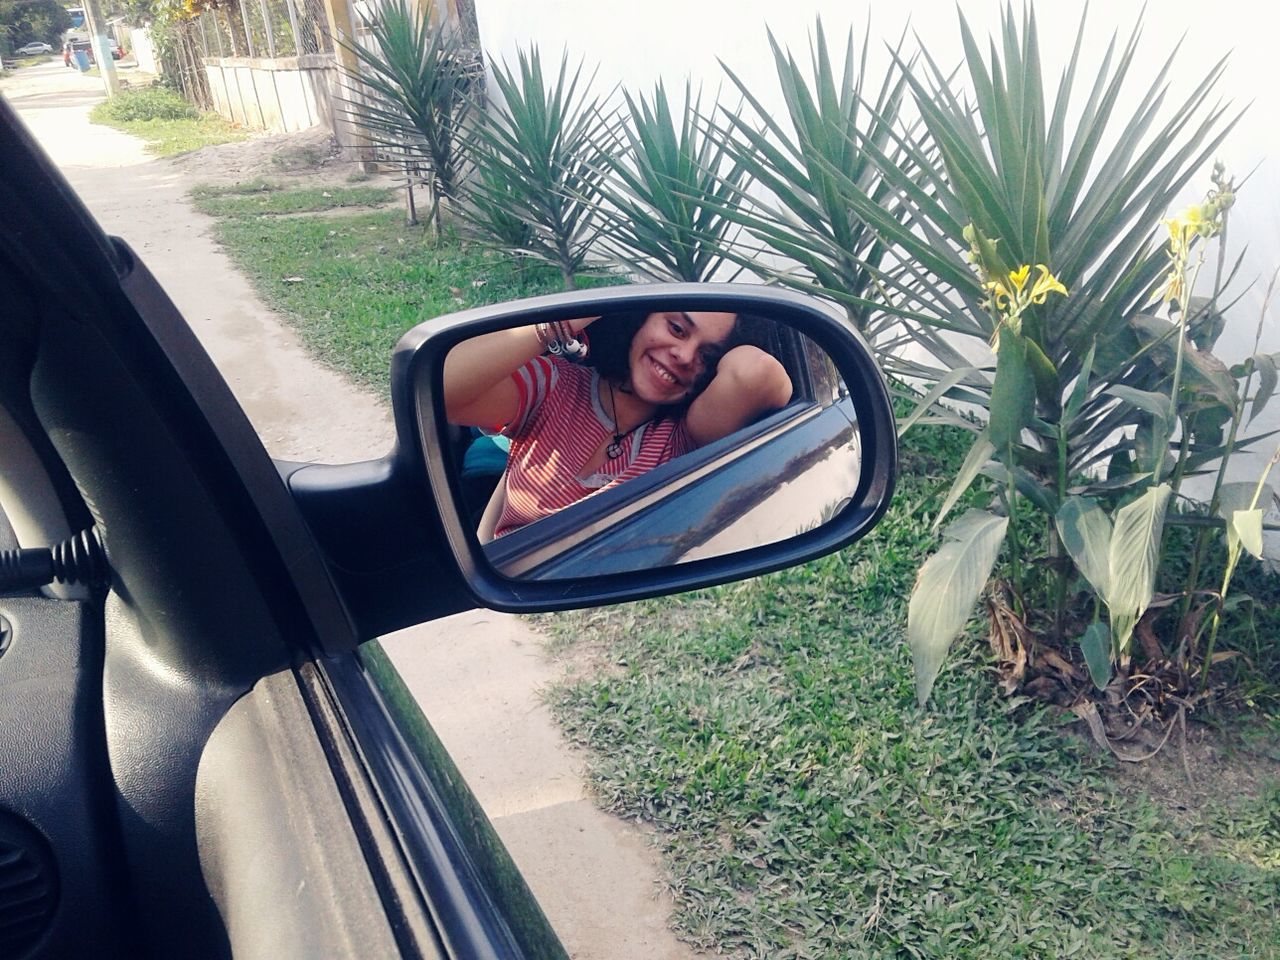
[440,308,860,580]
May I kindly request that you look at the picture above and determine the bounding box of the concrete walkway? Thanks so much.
[3,61,693,959]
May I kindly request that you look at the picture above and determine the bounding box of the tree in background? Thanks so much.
[116,0,214,107]
[0,0,71,50]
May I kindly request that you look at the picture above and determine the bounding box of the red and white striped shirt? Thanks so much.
[495,356,694,537]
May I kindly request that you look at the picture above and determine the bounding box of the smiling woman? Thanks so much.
[443,309,793,539]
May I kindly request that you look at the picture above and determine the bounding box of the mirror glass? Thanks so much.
[438,308,861,580]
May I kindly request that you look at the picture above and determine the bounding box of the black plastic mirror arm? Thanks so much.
[282,457,478,639]
[395,283,897,613]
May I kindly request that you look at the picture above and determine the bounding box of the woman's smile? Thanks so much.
[627,310,737,404]
[646,354,684,386]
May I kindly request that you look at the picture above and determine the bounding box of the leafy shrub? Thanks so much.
[713,21,914,340]
[839,7,1247,706]
[464,46,614,289]
[336,0,477,235]
[595,81,748,282]
[93,87,198,123]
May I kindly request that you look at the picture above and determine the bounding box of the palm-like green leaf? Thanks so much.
[700,20,917,340]
[336,0,477,233]
[593,81,748,282]
[462,46,615,288]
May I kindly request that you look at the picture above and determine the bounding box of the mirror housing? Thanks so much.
[396,283,895,612]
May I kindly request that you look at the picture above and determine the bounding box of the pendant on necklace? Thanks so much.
[606,438,624,459]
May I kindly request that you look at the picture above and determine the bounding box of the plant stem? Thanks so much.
[1052,420,1070,640]
[1162,255,1207,476]
[1180,268,1277,625]
[1200,443,1280,688]
[1002,442,1025,616]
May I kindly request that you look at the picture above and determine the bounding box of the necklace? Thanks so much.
[605,380,642,459]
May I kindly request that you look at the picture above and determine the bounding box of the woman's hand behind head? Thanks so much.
[683,344,793,448]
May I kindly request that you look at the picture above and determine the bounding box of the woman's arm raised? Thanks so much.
[684,345,793,448]
[443,318,596,428]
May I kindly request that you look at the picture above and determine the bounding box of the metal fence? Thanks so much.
[191,0,332,60]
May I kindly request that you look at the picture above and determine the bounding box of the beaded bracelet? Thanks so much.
[534,320,589,360]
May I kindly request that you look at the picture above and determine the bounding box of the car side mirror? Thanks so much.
[395,283,896,611]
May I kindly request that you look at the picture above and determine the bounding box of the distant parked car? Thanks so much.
[63,36,124,65]
[16,42,54,55]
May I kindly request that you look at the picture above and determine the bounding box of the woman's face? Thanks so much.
[626,310,737,405]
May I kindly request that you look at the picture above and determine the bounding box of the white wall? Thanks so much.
[471,0,1280,488]
[129,27,158,74]
[204,57,332,133]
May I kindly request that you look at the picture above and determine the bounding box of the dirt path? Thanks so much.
[3,63,694,960]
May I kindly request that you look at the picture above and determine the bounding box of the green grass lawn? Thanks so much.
[199,179,1280,958]
[542,427,1280,958]
[198,180,616,388]
[89,89,249,156]
[189,182,395,218]
[92,111,248,156]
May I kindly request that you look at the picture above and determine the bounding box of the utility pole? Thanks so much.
[80,0,120,97]
[322,0,376,171]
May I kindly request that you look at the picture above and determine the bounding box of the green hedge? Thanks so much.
[91,87,198,123]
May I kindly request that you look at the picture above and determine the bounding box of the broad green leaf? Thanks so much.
[1187,295,1227,350]
[1107,385,1173,425]
[989,332,1035,450]
[1229,508,1264,559]
[1024,337,1059,410]
[1106,483,1172,654]
[1223,593,1254,612]
[983,462,1058,515]
[1216,481,1273,520]
[908,509,1009,706]
[934,433,996,529]
[1055,497,1113,597]
[1079,621,1113,690]
[1250,353,1278,425]
[1130,313,1238,407]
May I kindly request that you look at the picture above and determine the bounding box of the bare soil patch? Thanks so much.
[1075,710,1280,823]
[170,125,403,194]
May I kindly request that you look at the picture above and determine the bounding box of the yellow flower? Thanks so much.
[983,264,1066,317]
[1028,265,1068,304]
[1163,204,1208,256]
[963,226,1068,332]
[1008,264,1031,293]
[983,278,1013,311]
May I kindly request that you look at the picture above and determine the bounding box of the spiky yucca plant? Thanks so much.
[594,81,748,282]
[337,0,477,235]
[464,46,614,289]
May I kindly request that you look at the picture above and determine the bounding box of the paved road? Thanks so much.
[3,59,693,960]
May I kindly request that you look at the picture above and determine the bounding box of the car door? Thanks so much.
[0,99,564,959]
